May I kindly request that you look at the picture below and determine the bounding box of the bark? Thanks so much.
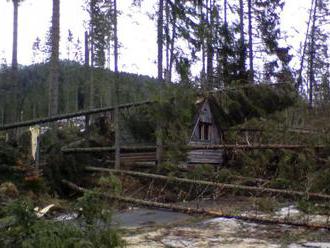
[62,145,156,153]
[85,167,330,201]
[89,0,95,109]
[297,0,315,90]
[157,0,164,81]
[0,100,154,131]
[165,0,170,82]
[84,31,89,67]
[206,0,214,88]
[248,0,254,83]
[188,144,326,150]
[84,30,90,129]
[308,0,318,108]
[239,0,246,77]
[113,0,120,169]
[61,143,326,154]
[12,0,18,71]
[200,3,206,83]
[62,179,330,229]
[222,0,229,86]
[156,0,164,165]
[48,0,60,117]
[168,7,177,83]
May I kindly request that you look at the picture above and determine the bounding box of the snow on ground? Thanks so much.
[121,207,330,248]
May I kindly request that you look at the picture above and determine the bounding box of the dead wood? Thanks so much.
[61,144,326,154]
[0,100,154,131]
[62,179,330,230]
[85,166,330,201]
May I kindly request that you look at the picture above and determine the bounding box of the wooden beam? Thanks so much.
[85,166,330,201]
[62,179,330,230]
[0,100,155,131]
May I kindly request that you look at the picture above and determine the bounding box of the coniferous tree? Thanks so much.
[305,0,330,107]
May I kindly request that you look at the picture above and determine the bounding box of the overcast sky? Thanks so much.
[0,0,310,78]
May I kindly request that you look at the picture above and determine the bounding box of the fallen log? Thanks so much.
[61,145,157,153]
[188,144,326,150]
[0,100,154,131]
[62,179,330,230]
[85,166,330,201]
[61,144,326,153]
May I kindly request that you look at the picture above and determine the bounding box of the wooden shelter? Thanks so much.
[187,99,224,165]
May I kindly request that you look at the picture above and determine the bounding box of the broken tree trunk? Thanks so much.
[61,145,157,153]
[85,167,330,201]
[61,144,326,153]
[0,100,154,131]
[188,144,326,150]
[62,179,330,230]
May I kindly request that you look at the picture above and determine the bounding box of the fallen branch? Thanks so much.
[0,100,154,131]
[85,166,330,201]
[62,179,330,230]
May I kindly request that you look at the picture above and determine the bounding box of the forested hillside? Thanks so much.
[0,61,158,124]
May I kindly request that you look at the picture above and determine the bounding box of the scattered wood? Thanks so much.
[0,100,155,131]
[85,166,330,201]
[62,179,330,230]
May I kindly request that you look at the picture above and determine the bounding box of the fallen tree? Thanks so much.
[61,144,326,153]
[61,145,157,153]
[0,100,154,131]
[85,166,330,201]
[62,179,330,230]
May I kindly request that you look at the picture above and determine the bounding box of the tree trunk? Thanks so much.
[206,0,214,88]
[84,167,330,201]
[248,0,254,83]
[165,0,170,82]
[157,0,164,81]
[62,179,330,230]
[223,0,229,86]
[308,0,318,108]
[156,0,164,165]
[48,0,60,117]
[84,31,89,67]
[297,0,315,91]
[113,0,120,169]
[168,7,177,83]
[0,100,154,131]
[239,0,246,78]
[12,0,18,71]
[89,1,95,110]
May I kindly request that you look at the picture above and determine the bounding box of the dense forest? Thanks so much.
[0,0,330,247]
[0,0,329,124]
